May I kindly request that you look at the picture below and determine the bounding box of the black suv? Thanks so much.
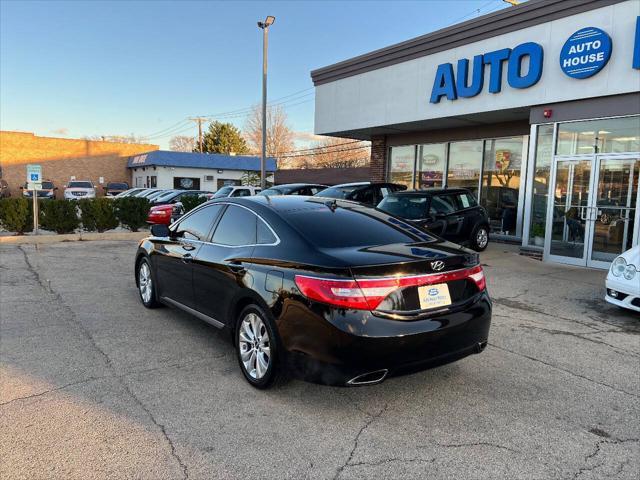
[315,182,406,207]
[377,188,490,251]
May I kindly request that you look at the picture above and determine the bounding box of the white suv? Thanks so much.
[210,186,261,199]
[64,180,96,200]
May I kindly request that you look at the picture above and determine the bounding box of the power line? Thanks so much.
[279,145,370,158]
[278,140,364,155]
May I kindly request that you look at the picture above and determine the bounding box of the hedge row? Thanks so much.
[0,197,151,235]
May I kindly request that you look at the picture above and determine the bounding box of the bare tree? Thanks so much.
[290,137,370,169]
[169,135,197,152]
[244,105,294,167]
[84,134,150,144]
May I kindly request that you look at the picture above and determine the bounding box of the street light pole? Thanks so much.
[258,16,275,190]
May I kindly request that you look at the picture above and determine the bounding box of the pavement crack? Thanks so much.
[515,324,640,359]
[17,245,190,479]
[572,437,639,480]
[434,441,520,453]
[0,376,103,407]
[489,343,639,398]
[347,457,435,469]
[333,403,389,480]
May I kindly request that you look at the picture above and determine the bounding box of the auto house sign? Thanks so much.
[559,27,612,79]
[430,23,627,103]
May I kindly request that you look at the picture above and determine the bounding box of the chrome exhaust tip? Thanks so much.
[347,369,389,386]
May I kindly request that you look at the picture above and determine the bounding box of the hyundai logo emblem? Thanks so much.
[430,260,445,271]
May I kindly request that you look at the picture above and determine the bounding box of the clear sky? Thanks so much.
[1,0,511,149]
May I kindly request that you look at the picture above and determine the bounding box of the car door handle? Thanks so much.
[181,243,196,251]
[226,261,246,273]
[182,253,193,264]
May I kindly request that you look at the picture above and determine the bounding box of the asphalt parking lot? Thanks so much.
[1,240,638,480]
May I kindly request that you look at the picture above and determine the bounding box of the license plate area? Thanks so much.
[418,283,452,310]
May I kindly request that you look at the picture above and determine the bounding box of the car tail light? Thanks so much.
[295,265,486,311]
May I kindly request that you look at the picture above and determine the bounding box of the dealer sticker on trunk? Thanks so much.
[418,283,452,310]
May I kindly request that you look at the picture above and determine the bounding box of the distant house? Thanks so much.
[127,151,277,191]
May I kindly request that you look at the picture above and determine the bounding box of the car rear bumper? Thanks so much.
[281,292,491,386]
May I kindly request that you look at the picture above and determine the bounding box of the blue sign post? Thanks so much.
[560,27,612,79]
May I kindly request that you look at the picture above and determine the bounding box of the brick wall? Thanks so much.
[369,135,387,182]
[0,131,158,197]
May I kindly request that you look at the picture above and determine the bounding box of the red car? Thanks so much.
[147,204,181,225]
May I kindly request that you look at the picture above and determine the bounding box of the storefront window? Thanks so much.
[528,125,554,246]
[481,136,527,236]
[447,141,483,198]
[388,146,415,187]
[417,143,446,189]
[557,116,640,155]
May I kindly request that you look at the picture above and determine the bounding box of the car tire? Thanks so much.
[235,304,284,389]
[470,224,490,251]
[137,258,160,308]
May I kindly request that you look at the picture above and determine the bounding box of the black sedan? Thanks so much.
[315,182,406,207]
[258,183,328,197]
[135,196,491,388]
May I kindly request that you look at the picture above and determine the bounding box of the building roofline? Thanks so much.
[310,0,625,86]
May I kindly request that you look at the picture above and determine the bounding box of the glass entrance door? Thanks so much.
[545,158,592,266]
[588,156,639,268]
[545,155,640,268]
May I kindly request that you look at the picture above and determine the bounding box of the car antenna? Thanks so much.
[324,199,338,212]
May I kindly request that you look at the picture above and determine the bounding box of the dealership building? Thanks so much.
[312,0,640,269]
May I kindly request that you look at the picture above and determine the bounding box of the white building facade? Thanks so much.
[312,0,640,269]
[127,151,276,192]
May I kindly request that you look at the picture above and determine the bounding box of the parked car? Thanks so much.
[112,187,147,199]
[377,188,491,251]
[315,182,406,207]
[21,180,58,199]
[147,190,212,225]
[605,245,640,313]
[258,183,328,197]
[104,182,130,197]
[64,180,96,200]
[147,203,184,225]
[210,186,261,199]
[135,196,491,389]
[150,189,212,206]
[0,179,10,198]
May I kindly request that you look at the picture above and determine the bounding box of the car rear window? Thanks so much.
[108,183,128,189]
[213,186,233,198]
[316,186,360,199]
[378,195,428,219]
[283,206,422,248]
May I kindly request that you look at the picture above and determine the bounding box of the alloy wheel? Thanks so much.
[139,262,153,303]
[477,228,488,249]
[238,313,271,379]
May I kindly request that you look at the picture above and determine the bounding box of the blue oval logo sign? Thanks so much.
[560,27,612,79]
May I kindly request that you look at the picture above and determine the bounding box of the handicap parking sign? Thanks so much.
[26,164,42,184]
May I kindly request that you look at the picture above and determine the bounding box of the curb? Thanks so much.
[0,231,149,245]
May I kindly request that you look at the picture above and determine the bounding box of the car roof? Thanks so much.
[389,188,473,196]
[271,183,326,189]
[210,194,361,213]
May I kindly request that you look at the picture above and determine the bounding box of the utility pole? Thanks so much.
[257,16,275,189]
[189,117,207,153]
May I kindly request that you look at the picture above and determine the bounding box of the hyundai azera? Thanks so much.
[135,196,491,388]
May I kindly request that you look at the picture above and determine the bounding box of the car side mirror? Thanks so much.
[150,224,170,237]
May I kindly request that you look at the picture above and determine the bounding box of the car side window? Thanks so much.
[232,189,250,197]
[352,187,375,205]
[211,205,257,246]
[174,204,223,241]
[257,218,277,244]
[310,187,322,195]
[429,195,457,215]
[456,193,477,209]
